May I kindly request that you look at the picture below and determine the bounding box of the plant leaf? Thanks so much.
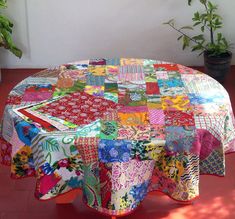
[177,35,183,41]
[182,36,190,50]
[180,26,193,30]
[188,0,193,5]
[163,19,174,25]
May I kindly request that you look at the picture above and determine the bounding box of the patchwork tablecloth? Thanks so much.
[1,58,235,216]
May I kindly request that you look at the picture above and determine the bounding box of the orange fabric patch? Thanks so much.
[118,112,149,126]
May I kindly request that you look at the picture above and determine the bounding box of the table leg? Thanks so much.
[55,189,81,204]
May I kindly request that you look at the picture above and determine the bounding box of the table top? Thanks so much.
[1,58,235,216]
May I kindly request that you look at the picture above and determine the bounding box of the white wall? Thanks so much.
[0,0,234,68]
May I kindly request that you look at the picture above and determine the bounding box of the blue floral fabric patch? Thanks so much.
[98,139,132,163]
[165,126,196,153]
[86,74,105,86]
[158,78,184,88]
[129,180,150,209]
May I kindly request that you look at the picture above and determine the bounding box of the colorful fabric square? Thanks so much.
[146,82,160,95]
[11,145,35,178]
[110,187,134,211]
[128,91,147,106]
[131,140,165,161]
[99,162,112,208]
[165,111,195,126]
[199,150,224,175]
[143,65,155,74]
[178,64,196,74]
[161,96,191,111]
[104,92,118,103]
[118,65,144,81]
[120,58,143,66]
[188,93,223,105]
[35,91,120,126]
[119,91,147,106]
[6,95,22,105]
[143,59,157,65]
[118,91,130,105]
[111,159,155,191]
[88,66,106,76]
[165,126,196,153]
[150,125,165,140]
[156,71,168,80]
[148,109,165,125]
[129,180,150,206]
[147,95,162,109]
[194,114,225,141]
[104,83,118,93]
[98,139,132,163]
[155,151,195,184]
[83,162,101,207]
[195,129,221,159]
[75,137,98,164]
[86,74,105,86]
[118,112,149,126]
[158,79,184,88]
[168,71,181,79]
[56,76,75,89]
[15,121,40,146]
[120,83,146,92]
[154,64,179,71]
[84,85,104,96]
[64,61,89,69]
[0,137,12,165]
[159,86,186,96]
[53,80,86,97]
[144,71,157,82]
[59,69,87,81]
[148,167,177,195]
[76,120,101,137]
[106,58,120,66]
[100,121,118,140]
[118,106,148,113]
[37,170,61,196]
[89,58,106,65]
[22,84,54,102]
[117,124,151,140]
[106,65,119,75]
[102,110,119,121]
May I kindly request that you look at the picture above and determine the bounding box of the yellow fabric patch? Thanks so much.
[88,66,106,76]
[161,96,192,111]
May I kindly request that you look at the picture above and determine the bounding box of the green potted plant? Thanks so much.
[0,0,22,57]
[164,0,232,83]
[0,0,22,82]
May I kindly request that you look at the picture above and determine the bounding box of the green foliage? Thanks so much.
[164,0,231,56]
[0,0,22,58]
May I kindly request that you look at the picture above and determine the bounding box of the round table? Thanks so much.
[1,58,235,217]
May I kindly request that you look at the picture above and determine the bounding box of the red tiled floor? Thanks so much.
[0,68,235,219]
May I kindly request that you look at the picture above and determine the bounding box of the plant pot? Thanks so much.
[204,50,232,84]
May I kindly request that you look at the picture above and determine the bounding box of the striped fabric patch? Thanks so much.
[118,65,144,81]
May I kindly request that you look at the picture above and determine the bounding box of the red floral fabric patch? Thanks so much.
[36,91,121,126]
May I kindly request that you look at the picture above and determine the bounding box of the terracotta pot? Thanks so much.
[204,50,232,84]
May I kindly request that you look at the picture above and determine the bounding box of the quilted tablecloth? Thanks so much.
[1,58,235,216]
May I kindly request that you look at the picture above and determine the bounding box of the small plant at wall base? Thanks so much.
[0,0,22,58]
[164,0,232,83]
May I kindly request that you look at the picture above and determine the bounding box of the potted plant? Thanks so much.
[164,0,232,83]
[0,0,22,82]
